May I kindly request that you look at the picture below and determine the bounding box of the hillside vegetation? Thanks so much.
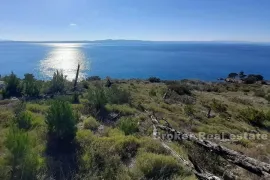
[0,72,270,180]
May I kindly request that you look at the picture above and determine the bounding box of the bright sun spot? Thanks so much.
[39,43,90,81]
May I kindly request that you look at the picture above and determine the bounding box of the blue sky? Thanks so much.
[0,0,270,42]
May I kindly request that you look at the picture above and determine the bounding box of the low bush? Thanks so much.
[76,130,95,148]
[265,94,270,102]
[242,88,250,93]
[72,92,80,104]
[117,117,139,135]
[134,152,185,179]
[148,77,161,83]
[87,85,130,111]
[15,110,34,130]
[13,101,26,117]
[87,85,107,110]
[83,116,100,130]
[80,147,123,179]
[211,99,227,113]
[105,104,137,115]
[4,126,41,179]
[254,89,266,97]
[46,100,77,142]
[114,135,140,160]
[178,95,196,105]
[149,88,156,96]
[26,103,48,114]
[81,80,89,89]
[139,137,169,155]
[239,108,269,128]
[184,105,195,116]
[0,110,14,127]
[106,85,130,104]
[167,84,192,96]
[229,97,252,106]
[235,139,251,148]
[78,133,138,179]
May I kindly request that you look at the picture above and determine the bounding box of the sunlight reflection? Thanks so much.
[39,43,89,81]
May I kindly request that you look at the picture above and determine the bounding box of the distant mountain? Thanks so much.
[1,39,269,45]
[13,39,147,44]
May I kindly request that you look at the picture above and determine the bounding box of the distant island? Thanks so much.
[1,39,270,45]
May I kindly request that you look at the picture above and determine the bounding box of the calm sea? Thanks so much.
[0,41,269,81]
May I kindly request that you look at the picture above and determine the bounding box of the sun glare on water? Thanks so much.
[39,43,89,81]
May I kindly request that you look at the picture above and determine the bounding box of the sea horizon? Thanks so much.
[2,39,270,44]
[0,41,270,81]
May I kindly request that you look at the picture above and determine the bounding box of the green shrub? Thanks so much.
[49,70,66,94]
[117,117,139,135]
[15,110,33,130]
[149,88,156,96]
[242,88,250,93]
[13,101,26,117]
[114,135,140,160]
[4,126,40,179]
[105,104,137,115]
[184,105,195,116]
[139,137,169,155]
[78,134,138,179]
[229,97,252,106]
[83,116,100,130]
[22,73,40,97]
[168,84,192,96]
[76,129,95,148]
[46,100,77,141]
[3,72,22,98]
[72,92,80,104]
[236,139,251,148]
[106,85,130,104]
[211,99,227,113]
[239,108,269,127]
[80,147,123,179]
[87,85,107,110]
[265,94,270,102]
[81,80,89,89]
[181,96,196,105]
[103,78,111,88]
[134,152,184,179]
[26,103,48,114]
[87,85,130,110]
[148,77,161,83]
[0,110,13,127]
[254,89,266,97]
